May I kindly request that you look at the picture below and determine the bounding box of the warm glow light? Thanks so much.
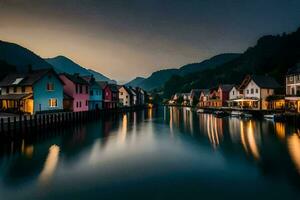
[240,120,260,160]
[39,145,60,184]
[287,133,300,174]
[275,122,285,140]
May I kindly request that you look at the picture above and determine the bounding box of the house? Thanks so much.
[182,93,190,106]
[128,87,137,106]
[119,85,131,107]
[198,89,210,107]
[231,75,280,110]
[83,75,103,110]
[135,87,145,105]
[205,87,221,107]
[99,81,119,109]
[217,84,234,107]
[189,89,202,106]
[59,73,89,112]
[228,85,243,107]
[0,69,64,114]
[285,63,300,112]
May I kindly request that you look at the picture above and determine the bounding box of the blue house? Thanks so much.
[83,75,103,110]
[0,68,64,114]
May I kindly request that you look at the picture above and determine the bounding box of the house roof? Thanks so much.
[219,84,235,92]
[287,63,300,75]
[63,92,73,100]
[108,84,118,92]
[120,85,131,94]
[0,93,32,100]
[0,68,62,87]
[201,89,210,95]
[251,75,281,89]
[97,81,108,89]
[128,87,137,95]
[61,73,89,85]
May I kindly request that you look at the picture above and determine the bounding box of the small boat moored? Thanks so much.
[214,111,229,118]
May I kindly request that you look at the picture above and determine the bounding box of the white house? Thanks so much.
[119,86,131,107]
[236,75,280,110]
[285,63,300,112]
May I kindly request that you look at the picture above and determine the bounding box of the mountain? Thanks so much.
[163,27,300,97]
[0,40,52,72]
[45,56,112,82]
[125,77,145,87]
[0,60,16,80]
[126,53,240,91]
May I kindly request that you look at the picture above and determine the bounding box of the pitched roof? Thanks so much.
[120,85,131,94]
[251,75,281,89]
[219,84,234,92]
[0,93,32,100]
[97,81,108,89]
[61,73,89,85]
[287,63,300,75]
[0,68,62,87]
[108,84,118,92]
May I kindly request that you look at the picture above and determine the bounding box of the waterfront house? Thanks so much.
[232,75,280,110]
[285,63,300,112]
[128,87,137,106]
[135,87,145,105]
[0,69,64,114]
[99,81,119,109]
[83,75,103,110]
[217,84,234,107]
[189,89,202,106]
[198,89,210,107]
[119,85,131,107]
[59,73,89,112]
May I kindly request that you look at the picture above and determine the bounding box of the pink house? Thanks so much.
[59,73,89,112]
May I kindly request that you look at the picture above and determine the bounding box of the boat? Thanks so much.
[240,113,253,118]
[231,111,243,117]
[197,109,204,113]
[264,114,285,121]
[214,111,229,118]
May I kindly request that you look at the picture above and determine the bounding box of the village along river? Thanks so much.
[0,106,299,200]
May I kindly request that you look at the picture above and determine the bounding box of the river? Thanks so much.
[0,106,299,200]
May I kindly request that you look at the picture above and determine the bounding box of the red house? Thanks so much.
[98,81,119,109]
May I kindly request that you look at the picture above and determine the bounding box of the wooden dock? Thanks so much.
[0,106,148,140]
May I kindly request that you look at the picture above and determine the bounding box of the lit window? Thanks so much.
[47,83,54,91]
[48,99,57,107]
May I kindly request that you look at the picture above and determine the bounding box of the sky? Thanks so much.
[0,0,300,82]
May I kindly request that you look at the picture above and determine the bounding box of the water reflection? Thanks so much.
[39,145,60,184]
[0,107,299,199]
[288,130,300,175]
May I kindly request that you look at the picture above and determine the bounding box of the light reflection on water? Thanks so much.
[0,106,299,200]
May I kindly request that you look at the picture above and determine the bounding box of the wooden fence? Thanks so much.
[0,106,147,140]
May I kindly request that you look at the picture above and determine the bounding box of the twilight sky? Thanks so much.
[0,0,300,81]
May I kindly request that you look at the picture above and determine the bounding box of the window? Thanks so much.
[75,84,79,94]
[120,92,123,95]
[86,86,88,94]
[267,89,270,94]
[22,86,26,93]
[90,90,94,96]
[79,101,82,107]
[48,99,57,107]
[6,87,9,94]
[256,89,258,94]
[13,87,17,93]
[126,95,128,98]
[47,83,54,91]
[79,85,83,94]
[247,89,249,94]
[251,88,254,94]
[86,100,88,106]
[76,101,79,108]
[290,76,293,81]
[232,91,235,95]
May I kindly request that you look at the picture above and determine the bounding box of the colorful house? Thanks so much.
[285,63,300,112]
[119,85,131,107]
[135,87,145,105]
[229,75,280,110]
[59,73,89,112]
[188,89,202,106]
[83,75,103,110]
[99,81,119,109]
[198,89,210,107]
[0,69,64,114]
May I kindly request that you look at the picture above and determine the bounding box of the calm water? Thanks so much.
[0,107,300,200]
